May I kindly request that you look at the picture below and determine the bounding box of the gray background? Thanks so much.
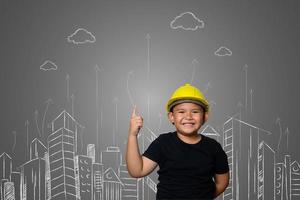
[0,0,299,197]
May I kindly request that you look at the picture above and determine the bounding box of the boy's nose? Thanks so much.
[185,112,193,119]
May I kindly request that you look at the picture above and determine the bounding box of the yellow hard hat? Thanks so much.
[166,83,209,112]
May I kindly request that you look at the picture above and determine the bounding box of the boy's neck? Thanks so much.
[176,131,202,144]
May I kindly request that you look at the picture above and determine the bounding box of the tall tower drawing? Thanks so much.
[222,117,270,200]
[47,110,80,200]
[257,141,275,200]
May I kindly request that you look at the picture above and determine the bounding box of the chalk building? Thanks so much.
[20,158,46,200]
[47,110,80,200]
[87,144,96,163]
[101,146,122,173]
[10,172,20,200]
[119,164,138,200]
[275,155,300,200]
[222,117,269,200]
[0,153,12,200]
[103,168,123,200]
[30,138,47,160]
[201,124,221,144]
[291,161,300,199]
[75,155,92,200]
[4,182,15,200]
[92,163,103,200]
[275,163,285,200]
[257,141,275,200]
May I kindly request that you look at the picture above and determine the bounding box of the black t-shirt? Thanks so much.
[143,132,229,200]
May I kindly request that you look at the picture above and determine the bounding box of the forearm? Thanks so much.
[126,135,144,178]
[213,183,226,198]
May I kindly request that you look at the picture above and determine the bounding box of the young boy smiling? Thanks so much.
[126,83,229,200]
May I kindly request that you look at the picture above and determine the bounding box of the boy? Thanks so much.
[126,83,229,199]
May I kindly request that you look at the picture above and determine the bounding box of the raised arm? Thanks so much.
[126,106,158,178]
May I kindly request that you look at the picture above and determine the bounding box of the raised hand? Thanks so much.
[129,105,143,136]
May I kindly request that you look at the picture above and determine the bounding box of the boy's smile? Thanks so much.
[168,102,208,138]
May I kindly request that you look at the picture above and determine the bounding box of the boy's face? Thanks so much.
[168,102,208,136]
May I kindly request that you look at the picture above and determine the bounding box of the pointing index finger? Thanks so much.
[131,105,138,118]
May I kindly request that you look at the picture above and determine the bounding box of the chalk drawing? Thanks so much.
[34,109,41,138]
[250,89,253,113]
[243,64,248,114]
[203,81,211,94]
[67,28,96,44]
[170,12,204,30]
[12,131,16,153]
[25,120,29,158]
[80,125,85,153]
[66,74,70,102]
[291,161,300,198]
[71,94,75,117]
[214,46,232,56]
[276,118,283,153]
[113,97,119,134]
[285,127,290,151]
[40,60,58,71]
[42,98,53,139]
[95,64,104,157]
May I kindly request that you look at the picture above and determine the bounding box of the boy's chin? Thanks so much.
[176,129,199,136]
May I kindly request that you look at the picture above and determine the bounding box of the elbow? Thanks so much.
[127,170,143,178]
[221,178,229,190]
[126,165,143,178]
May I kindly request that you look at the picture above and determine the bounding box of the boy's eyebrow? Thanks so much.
[174,108,202,111]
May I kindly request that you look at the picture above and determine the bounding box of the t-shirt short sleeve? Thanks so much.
[214,143,229,174]
[142,136,162,164]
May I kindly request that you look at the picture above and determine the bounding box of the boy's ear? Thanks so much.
[204,112,209,123]
[168,112,175,125]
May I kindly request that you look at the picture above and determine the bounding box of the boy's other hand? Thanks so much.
[129,105,143,136]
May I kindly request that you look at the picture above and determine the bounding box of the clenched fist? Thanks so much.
[129,105,143,136]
